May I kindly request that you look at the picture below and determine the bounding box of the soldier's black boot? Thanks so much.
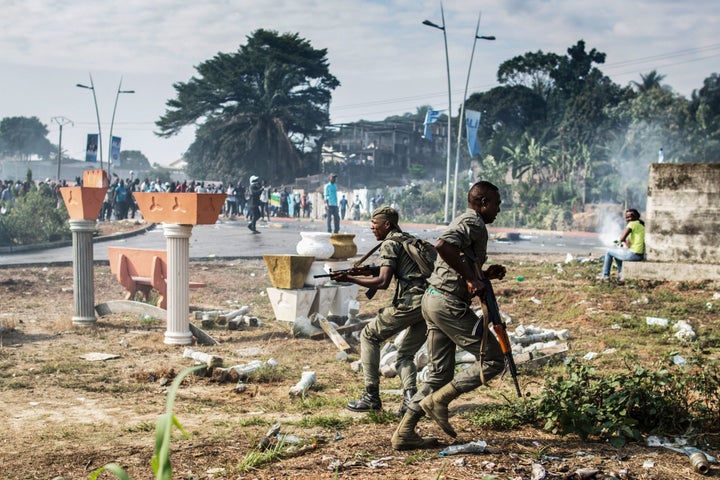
[396,388,417,417]
[346,385,382,412]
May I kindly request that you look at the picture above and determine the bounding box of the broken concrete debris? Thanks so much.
[193,306,261,330]
[375,310,571,381]
[289,371,316,397]
[182,347,222,368]
[181,345,279,383]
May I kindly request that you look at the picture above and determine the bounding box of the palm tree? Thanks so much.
[631,70,667,93]
[156,29,340,184]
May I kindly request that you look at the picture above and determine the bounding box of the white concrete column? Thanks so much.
[69,219,97,326]
[162,223,194,345]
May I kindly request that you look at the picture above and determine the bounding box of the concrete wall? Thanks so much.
[646,162,720,264]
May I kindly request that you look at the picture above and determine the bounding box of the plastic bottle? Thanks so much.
[439,440,487,456]
[689,452,709,475]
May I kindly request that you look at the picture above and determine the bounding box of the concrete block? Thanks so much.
[623,261,720,282]
[310,285,339,317]
[266,287,317,322]
[328,283,360,317]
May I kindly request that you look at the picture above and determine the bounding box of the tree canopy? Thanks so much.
[156,29,340,184]
[0,116,54,160]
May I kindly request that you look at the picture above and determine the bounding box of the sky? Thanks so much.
[1,0,718,168]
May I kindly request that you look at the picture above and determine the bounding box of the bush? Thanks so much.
[533,355,720,446]
[0,189,70,246]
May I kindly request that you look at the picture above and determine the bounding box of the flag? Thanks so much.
[465,110,482,157]
[85,133,98,163]
[110,136,122,165]
[423,109,441,140]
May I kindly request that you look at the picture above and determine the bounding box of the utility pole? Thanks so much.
[51,116,74,181]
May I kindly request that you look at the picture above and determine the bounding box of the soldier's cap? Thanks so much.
[372,206,400,230]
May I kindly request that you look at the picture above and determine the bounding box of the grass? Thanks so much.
[2,258,718,478]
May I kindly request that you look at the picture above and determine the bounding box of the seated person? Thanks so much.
[599,208,645,281]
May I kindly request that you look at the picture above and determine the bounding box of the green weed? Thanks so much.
[89,364,204,480]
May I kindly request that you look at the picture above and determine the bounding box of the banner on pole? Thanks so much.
[110,136,122,165]
[465,110,482,157]
[85,134,98,163]
[423,109,441,140]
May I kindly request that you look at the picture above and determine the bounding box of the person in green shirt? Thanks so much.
[599,208,645,281]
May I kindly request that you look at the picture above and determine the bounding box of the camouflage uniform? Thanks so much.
[359,230,427,392]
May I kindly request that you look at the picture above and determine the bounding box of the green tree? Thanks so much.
[688,73,720,162]
[156,29,340,184]
[497,50,562,101]
[631,70,668,93]
[0,116,54,160]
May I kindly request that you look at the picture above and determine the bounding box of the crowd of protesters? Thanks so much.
[1,174,382,226]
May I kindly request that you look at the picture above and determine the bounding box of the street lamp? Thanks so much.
[108,77,135,178]
[76,74,104,169]
[452,13,495,217]
[51,116,73,181]
[423,2,453,224]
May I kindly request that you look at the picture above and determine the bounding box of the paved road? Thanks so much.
[0,217,606,267]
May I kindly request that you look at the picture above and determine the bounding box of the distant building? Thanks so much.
[321,119,447,187]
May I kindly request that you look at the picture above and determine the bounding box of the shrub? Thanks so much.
[0,188,70,246]
[533,354,720,446]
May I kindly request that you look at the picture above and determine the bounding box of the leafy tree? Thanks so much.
[466,85,547,165]
[156,29,340,184]
[0,116,54,160]
[497,50,562,101]
[688,73,720,162]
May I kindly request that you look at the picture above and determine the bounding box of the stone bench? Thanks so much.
[107,247,206,309]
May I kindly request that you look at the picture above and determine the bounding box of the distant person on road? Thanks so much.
[324,173,340,233]
[351,195,364,221]
[598,208,645,281]
[339,194,348,219]
[330,206,428,417]
[247,176,263,234]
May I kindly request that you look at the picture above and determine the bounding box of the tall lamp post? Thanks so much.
[51,116,73,181]
[423,2,453,224]
[76,74,104,170]
[452,13,495,217]
[108,77,135,178]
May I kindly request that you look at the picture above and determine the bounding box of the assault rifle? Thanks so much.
[313,264,380,279]
[476,276,522,397]
[313,242,384,299]
[466,254,521,398]
[314,265,381,299]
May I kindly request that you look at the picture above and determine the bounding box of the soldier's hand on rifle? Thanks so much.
[485,264,506,280]
[466,278,485,298]
[330,271,350,282]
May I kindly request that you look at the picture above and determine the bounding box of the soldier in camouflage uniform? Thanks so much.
[331,206,428,417]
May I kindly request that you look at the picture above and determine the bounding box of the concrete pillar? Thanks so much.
[162,223,194,345]
[69,219,97,326]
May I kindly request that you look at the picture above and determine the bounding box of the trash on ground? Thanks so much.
[80,352,120,361]
[439,440,488,456]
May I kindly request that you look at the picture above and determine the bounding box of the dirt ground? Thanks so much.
[0,224,718,480]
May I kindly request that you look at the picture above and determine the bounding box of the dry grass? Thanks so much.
[0,255,718,479]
